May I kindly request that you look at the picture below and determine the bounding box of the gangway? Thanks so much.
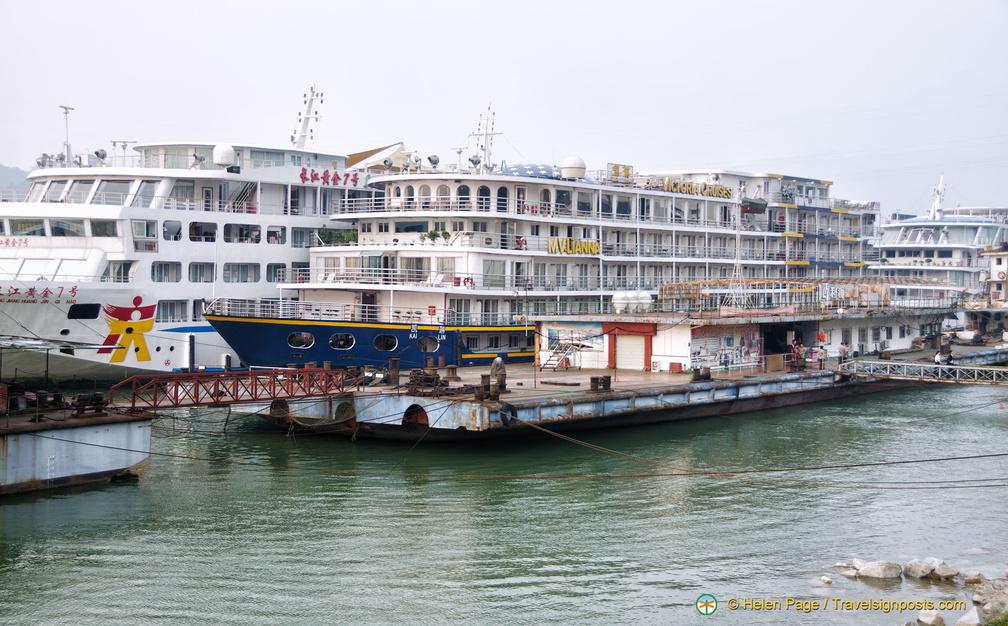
[839,360,1008,385]
[110,368,357,410]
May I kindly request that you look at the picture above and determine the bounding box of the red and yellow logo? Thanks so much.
[97,296,156,362]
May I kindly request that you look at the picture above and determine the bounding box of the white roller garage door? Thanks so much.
[615,334,646,370]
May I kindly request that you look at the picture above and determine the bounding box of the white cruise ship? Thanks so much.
[205,117,883,371]
[0,88,376,383]
[871,177,1008,329]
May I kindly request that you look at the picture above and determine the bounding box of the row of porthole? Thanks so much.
[287,332,441,353]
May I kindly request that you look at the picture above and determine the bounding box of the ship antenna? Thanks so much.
[59,105,74,166]
[291,85,324,149]
[928,175,945,220]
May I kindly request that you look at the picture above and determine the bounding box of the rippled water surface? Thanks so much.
[2,384,1006,624]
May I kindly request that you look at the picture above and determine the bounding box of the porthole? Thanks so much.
[417,336,439,353]
[374,334,397,351]
[329,333,355,350]
[287,332,315,349]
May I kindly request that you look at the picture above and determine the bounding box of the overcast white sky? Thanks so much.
[2,0,1006,214]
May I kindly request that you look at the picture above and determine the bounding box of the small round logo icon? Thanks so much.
[696,594,717,615]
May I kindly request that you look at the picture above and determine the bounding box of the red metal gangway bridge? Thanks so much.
[110,368,357,411]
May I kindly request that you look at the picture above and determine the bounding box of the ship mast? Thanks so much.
[291,86,324,149]
[927,175,945,220]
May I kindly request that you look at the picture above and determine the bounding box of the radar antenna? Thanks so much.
[58,105,74,166]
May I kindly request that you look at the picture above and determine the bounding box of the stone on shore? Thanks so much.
[953,606,985,626]
[857,560,904,579]
[964,572,985,585]
[820,575,833,584]
[931,564,960,581]
[917,609,945,626]
[906,558,935,578]
[840,568,858,578]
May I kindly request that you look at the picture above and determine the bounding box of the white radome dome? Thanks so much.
[560,156,586,179]
[213,144,236,166]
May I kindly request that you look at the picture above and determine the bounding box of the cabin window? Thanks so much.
[600,194,612,215]
[360,222,372,233]
[155,300,187,323]
[496,186,508,212]
[11,219,45,236]
[457,185,470,208]
[93,180,131,205]
[477,186,491,211]
[472,221,487,233]
[163,220,182,241]
[395,221,428,233]
[131,180,159,208]
[266,263,286,282]
[329,334,355,350]
[102,261,134,283]
[577,192,593,214]
[67,303,102,320]
[43,180,69,202]
[287,332,315,349]
[556,189,572,211]
[465,336,479,350]
[267,226,286,244]
[66,180,95,203]
[188,222,216,242]
[452,220,465,232]
[223,263,260,283]
[51,219,85,237]
[224,223,261,243]
[250,150,284,167]
[378,222,389,233]
[168,180,195,210]
[152,261,181,283]
[189,262,215,283]
[374,334,397,351]
[192,299,205,322]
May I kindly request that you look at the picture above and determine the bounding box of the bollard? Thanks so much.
[438,356,446,368]
[590,376,600,391]
[601,375,611,390]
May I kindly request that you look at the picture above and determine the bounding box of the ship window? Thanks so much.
[291,227,313,248]
[11,219,46,236]
[43,180,69,202]
[168,180,195,210]
[51,219,85,237]
[223,263,260,283]
[188,222,216,242]
[66,179,95,203]
[457,185,470,208]
[152,261,182,282]
[67,303,102,320]
[417,336,439,353]
[163,220,182,240]
[266,263,286,282]
[102,261,133,283]
[616,195,631,217]
[395,221,427,233]
[189,262,215,282]
[133,220,157,238]
[131,180,159,208]
[224,223,261,243]
[192,299,205,322]
[556,189,572,210]
[374,334,397,351]
[600,194,612,215]
[577,191,593,214]
[94,180,131,205]
[477,186,491,211]
[155,300,187,323]
[250,150,285,167]
[0,221,5,235]
[487,336,500,349]
[465,336,479,350]
[287,332,315,349]
[267,226,286,244]
[329,334,355,350]
[496,186,508,212]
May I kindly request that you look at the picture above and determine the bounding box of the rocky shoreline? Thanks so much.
[830,557,1007,625]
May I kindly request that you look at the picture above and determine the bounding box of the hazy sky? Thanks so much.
[2,0,1006,215]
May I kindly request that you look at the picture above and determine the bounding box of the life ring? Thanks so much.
[999,271,1006,280]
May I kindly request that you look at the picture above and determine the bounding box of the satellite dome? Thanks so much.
[213,144,236,166]
[560,156,586,180]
